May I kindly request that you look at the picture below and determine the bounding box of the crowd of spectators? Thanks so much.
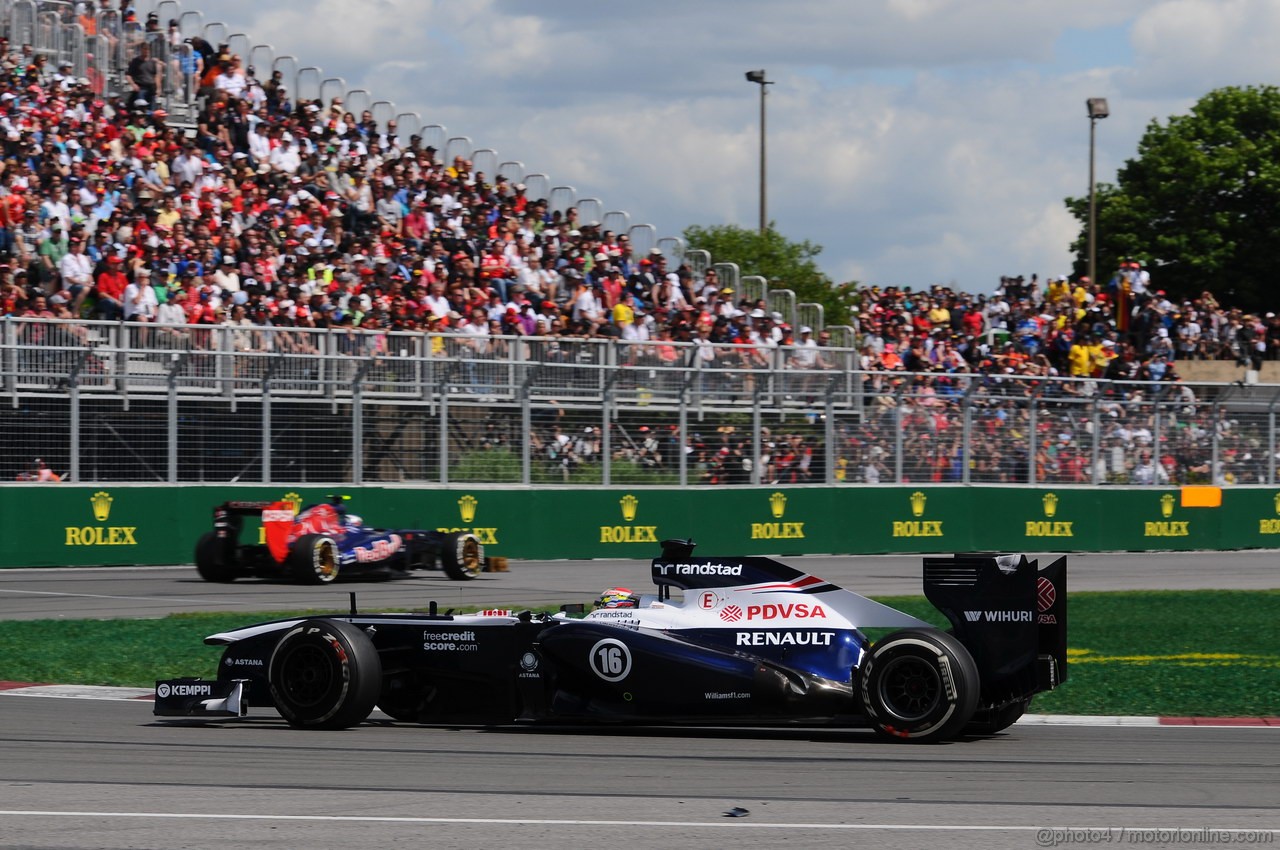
[0,27,832,368]
[0,25,1275,378]
[0,20,1276,488]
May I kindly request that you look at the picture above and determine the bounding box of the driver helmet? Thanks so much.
[595,587,638,609]
[344,513,363,527]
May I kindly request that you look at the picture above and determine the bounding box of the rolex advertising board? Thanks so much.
[0,484,1260,568]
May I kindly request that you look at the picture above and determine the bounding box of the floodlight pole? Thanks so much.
[1087,98,1110,288]
[746,70,772,236]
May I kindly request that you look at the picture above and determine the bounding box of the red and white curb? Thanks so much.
[2,682,1278,726]
[1018,713,1280,727]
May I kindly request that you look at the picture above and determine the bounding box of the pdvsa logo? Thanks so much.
[750,491,805,540]
[65,490,138,547]
[892,491,943,538]
[600,493,657,544]
[1144,493,1188,537]
[1025,492,1074,538]
[435,493,499,545]
[743,603,827,621]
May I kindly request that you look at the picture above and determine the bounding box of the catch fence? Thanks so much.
[5,317,1280,488]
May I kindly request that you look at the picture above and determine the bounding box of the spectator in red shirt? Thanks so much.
[95,255,129,320]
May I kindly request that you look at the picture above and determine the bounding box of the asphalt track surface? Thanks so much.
[1,549,1278,621]
[1,552,1277,848]
[0,696,1276,849]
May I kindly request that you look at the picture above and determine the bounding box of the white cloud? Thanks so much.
[186,0,1269,292]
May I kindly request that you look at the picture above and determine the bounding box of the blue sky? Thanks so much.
[188,0,1280,294]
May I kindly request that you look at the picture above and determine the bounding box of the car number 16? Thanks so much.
[588,638,632,682]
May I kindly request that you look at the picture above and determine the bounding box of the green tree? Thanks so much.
[682,223,855,325]
[1066,85,1280,309]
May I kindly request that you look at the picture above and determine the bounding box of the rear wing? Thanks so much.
[213,500,298,564]
[923,553,1068,703]
[217,500,281,515]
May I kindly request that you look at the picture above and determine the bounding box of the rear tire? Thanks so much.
[195,532,237,582]
[860,628,979,743]
[288,534,338,584]
[268,619,382,729]
[440,532,484,580]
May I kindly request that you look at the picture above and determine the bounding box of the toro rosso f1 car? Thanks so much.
[195,496,484,584]
[157,540,1067,743]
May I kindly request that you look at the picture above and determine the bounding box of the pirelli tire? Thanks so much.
[268,619,382,729]
[194,532,237,583]
[288,534,339,584]
[440,532,484,581]
[860,628,980,744]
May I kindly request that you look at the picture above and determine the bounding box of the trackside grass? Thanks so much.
[0,590,1276,717]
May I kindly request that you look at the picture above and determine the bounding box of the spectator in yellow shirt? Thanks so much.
[1068,337,1093,377]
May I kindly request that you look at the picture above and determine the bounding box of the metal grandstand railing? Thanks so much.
[5,317,1279,489]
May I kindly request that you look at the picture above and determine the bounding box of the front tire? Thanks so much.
[288,534,339,584]
[195,532,237,582]
[860,628,979,743]
[440,532,484,580]
[268,619,382,729]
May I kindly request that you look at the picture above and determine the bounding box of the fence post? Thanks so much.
[751,383,762,485]
[1269,391,1279,485]
[352,359,374,486]
[1151,395,1162,487]
[1028,394,1038,485]
[1091,394,1102,485]
[823,374,836,485]
[961,389,973,485]
[166,352,188,483]
[68,350,88,484]
[1210,398,1221,485]
[438,385,449,486]
[677,388,688,487]
[261,365,274,485]
[1,319,12,400]
[894,389,905,484]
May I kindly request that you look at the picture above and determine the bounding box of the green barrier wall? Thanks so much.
[2,484,1276,568]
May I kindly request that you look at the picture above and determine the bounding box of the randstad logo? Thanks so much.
[751,491,804,540]
[601,493,656,543]
[65,490,138,546]
[1025,492,1073,538]
[893,491,943,538]
[436,494,499,545]
[1145,493,1188,538]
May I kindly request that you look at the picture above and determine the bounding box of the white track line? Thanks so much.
[0,812,1275,833]
[0,566,193,574]
[0,588,233,604]
[0,685,154,700]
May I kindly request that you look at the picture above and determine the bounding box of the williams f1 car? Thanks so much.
[158,540,1067,743]
[195,496,484,584]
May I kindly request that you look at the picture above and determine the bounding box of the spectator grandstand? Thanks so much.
[2,0,1280,489]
